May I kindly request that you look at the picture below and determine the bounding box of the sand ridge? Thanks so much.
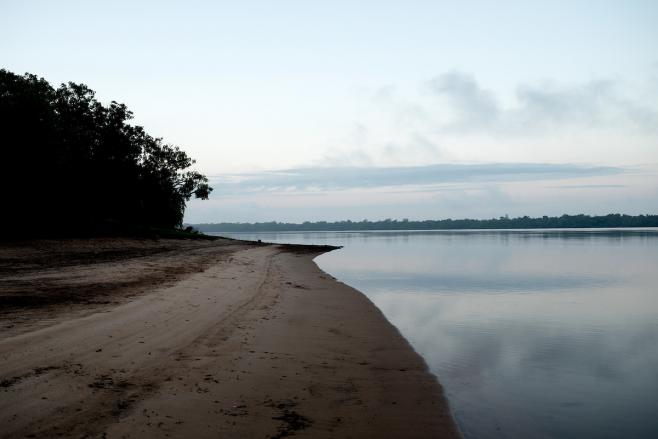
[0,239,459,438]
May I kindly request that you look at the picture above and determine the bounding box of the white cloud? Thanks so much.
[421,72,658,134]
[326,71,658,167]
[426,71,499,129]
[208,163,622,194]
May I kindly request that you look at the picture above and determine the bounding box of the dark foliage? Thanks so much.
[0,69,211,236]
[193,214,658,232]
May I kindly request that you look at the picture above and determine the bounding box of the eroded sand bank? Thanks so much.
[0,238,458,438]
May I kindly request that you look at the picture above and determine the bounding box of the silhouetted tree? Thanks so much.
[0,69,211,236]
[192,214,658,232]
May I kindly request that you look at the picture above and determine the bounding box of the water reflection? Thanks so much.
[218,229,658,439]
[342,272,613,294]
[383,292,658,439]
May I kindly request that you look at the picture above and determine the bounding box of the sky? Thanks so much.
[2,0,657,222]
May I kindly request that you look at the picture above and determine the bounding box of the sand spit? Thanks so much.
[0,238,458,438]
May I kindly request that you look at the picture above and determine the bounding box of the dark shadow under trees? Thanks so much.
[0,69,212,237]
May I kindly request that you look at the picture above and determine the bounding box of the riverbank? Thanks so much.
[0,238,459,438]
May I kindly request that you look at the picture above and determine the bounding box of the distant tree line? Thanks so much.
[192,214,658,232]
[0,69,211,236]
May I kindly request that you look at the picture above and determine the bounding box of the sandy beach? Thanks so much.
[0,238,459,438]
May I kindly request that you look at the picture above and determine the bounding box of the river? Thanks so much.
[212,229,658,439]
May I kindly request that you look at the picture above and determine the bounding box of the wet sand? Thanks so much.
[0,238,459,438]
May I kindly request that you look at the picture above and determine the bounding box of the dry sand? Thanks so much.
[0,238,459,438]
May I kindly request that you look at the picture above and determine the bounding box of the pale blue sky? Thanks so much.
[2,1,657,221]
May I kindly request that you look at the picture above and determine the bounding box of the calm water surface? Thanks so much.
[214,229,658,439]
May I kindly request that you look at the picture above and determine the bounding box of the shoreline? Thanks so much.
[0,238,459,438]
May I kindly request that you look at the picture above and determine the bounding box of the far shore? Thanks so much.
[0,238,459,438]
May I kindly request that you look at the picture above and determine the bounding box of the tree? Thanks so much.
[0,69,212,236]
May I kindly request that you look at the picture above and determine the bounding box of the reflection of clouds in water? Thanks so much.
[369,291,658,439]
[371,291,658,380]
[343,272,613,294]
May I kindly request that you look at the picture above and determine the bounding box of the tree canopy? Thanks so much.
[0,69,211,236]
[192,214,658,232]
